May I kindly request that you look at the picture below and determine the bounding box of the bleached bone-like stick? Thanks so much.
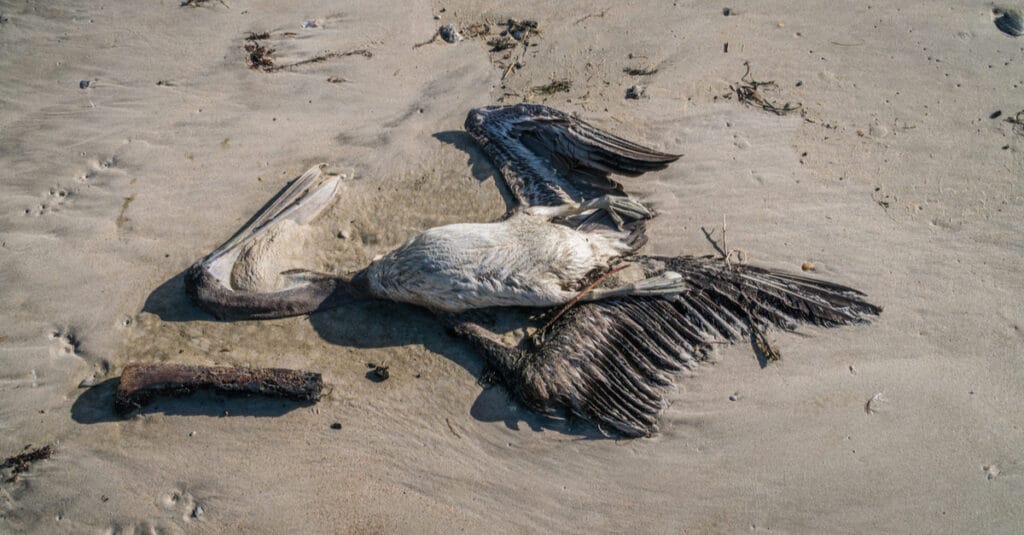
[114,362,323,416]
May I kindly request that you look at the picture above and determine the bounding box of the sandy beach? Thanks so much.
[1,0,1022,532]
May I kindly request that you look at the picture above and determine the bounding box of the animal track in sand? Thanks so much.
[24,186,72,217]
[48,328,82,359]
[160,487,206,523]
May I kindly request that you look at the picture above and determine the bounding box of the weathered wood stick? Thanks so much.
[114,362,323,416]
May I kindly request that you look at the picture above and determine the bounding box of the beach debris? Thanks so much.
[983,464,1000,480]
[181,0,229,7]
[728,392,740,401]
[301,19,322,29]
[801,261,815,272]
[532,79,572,95]
[330,422,342,430]
[367,362,390,382]
[623,65,658,76]
[750,324,781,363]
[439,23,462,43]
[244,34,275,70]
[79,80,90,89]
[114,362,324,416]
[192,504,205,518]
[994,8,1023,37]
[504,18,539,41]
[488,35,517,52]
[2,444,53,483]
[724,61,802,116]
[445,417,462,438]
[723,7,732,16]
[625,84,646,99]
[1005,109,1024,135]
[244,32,371,72]
[864,392,887,414]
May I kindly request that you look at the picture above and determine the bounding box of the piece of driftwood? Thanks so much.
[114,362,323,416]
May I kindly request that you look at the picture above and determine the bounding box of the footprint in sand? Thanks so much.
[48,328,82,359]
[24,186,72,217]
[159,487,206,523]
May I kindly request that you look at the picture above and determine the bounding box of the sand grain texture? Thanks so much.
[1,1,1022,533]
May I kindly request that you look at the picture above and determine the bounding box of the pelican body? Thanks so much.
[184,104,880,437]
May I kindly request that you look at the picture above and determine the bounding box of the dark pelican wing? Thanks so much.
[455,255,881,437]
[464,104,681,209]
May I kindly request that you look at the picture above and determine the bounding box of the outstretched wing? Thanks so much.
[513,256,881,437]
[464,104,681,210]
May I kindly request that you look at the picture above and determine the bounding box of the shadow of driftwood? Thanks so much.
[71,377,316,424]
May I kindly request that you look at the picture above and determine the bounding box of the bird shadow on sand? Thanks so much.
[308,300,607,439]
[433,130,518,214]
[99,272,605,438]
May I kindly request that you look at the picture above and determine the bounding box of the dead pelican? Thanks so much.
[185,104,880,437]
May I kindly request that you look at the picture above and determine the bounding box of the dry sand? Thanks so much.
[1,1,1022,533]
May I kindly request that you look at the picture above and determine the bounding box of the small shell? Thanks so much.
[994,8,1023,37]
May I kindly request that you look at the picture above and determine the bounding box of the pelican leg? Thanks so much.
[579,271,689,301]
[525,195,651,229]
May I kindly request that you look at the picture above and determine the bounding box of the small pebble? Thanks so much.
[722,7,731,16]
[330,422,342,430]
[188,431,196,437]
[79,80,90,89]
[728,392,739,401]
[801,261,815,271]
[990,110,1003,119]
[192,505,204,518]
[439,23,461,43]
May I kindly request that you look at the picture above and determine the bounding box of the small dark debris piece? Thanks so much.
[724,42,729,53]
[723,7,732,16]
[1006,110,1024,135]
[990,110,1003,119]
[370,363,390,381]
[532,79,572,95]
[725,61,802,116]
[330,422,342,430]
[487,36,517,52]
[439,23,461,43]
[625,84,646,99]
[79,80,90,89]
[244,42,275,70]
[994,8,1023,37]
[114,362,323,416]
[246,32,270,41]
[623,66,658,76]
[2,444,53,482]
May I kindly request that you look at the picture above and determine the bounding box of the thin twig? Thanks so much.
[533,265,627,345]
